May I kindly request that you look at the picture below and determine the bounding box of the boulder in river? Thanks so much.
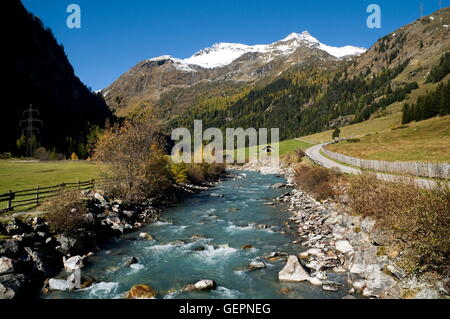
[247,260,266,271]
[139,232,154,241]
[125,284,157,299]
[64,256,84,272]
[183,279,217,292]
[241,244,254,250]
[278,255,310,282]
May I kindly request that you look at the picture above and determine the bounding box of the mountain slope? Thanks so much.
[2,0,112,156]
[103,31,366,116]
[170,7,450,140]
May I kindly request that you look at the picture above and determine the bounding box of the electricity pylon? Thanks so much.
[19,104,43,158]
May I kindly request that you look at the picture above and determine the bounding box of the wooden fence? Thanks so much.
[0,178,108,213]
[322,146,450,179]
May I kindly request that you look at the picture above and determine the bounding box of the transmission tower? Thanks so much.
[19,104,43,158]
[439,0,442,9]
[420,1,424,17]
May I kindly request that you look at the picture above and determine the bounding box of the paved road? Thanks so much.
[305,143,438,189]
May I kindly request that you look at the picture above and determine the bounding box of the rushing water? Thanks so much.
[44,171,351,299]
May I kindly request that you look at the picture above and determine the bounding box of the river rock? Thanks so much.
[139,232,154,241]
[0,257,17,275]
[278,256,310,282]
[124,256,139,267]
[48,278,74,292]
[125,284,157,299]
[247,260,266,271]
[271,183,286,189]
[241,244,254,250]
[184,279,216,291]
[0,240,21,258]
[0,274,29,299]
[94,193,108,206]
[336,240,353,254]
[64,256,84,272]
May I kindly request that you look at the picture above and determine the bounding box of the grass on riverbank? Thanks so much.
[0,160,104,195]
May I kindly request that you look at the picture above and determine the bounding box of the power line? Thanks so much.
[19,104,43,158]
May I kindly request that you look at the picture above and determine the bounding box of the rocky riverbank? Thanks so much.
[0,181,224,299]
[232,158,448,299]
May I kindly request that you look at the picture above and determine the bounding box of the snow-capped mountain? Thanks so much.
[145,31,366,71]
[104,31,366,114]
[182,31,366,68]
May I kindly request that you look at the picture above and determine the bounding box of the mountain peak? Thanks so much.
[282,31,319,44]
[149,32,366,70]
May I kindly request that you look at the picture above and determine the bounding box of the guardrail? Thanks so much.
[322,146,450,179]
[0,178,108,213]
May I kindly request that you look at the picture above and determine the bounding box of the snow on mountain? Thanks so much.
[147,31,366,70]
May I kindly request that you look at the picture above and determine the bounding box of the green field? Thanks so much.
[326,115,450,163]
[0,160,104,195]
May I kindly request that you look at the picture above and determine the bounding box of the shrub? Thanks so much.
[294,164,341,200]
[33,147,49,161]
[71,152,79,160]
[349,174,450,275]
[93,117,174,204]
[171,162,189,184]
[42,191,87,234]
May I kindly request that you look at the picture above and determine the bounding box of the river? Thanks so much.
[43,171,351,299]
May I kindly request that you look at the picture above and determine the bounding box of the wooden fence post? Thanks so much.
[7,190,12,210]
[36,186,40,204]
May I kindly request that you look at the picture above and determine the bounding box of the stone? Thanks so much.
[0,257,16,275]
[123,210,135,218]
[139,232,154,241]
[247,260,266,271]
[298,252,309,259]
[271,183,286,189]
[64,256,84,271]
[414,288,440,299]
[0,240,21,258]
[0,274,29,299]
[183,279,216,292]
[24,247,50,276]
[309,277,322,286]
[241,244,254,250]
[125,256,139,267]
[322,281,341,292]
[125,284,157,299]
[352,280,367,290]
[278,256,310,282]
[94,193,108,206]
[306,248,323,257]
[48,278,74,292]
[342,295,357,299]
[361,219,376,232]
[336,240,353,254]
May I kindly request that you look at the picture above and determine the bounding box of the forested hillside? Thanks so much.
[2,0,113,158]
[169,8,450,141]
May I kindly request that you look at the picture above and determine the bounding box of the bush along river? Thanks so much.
[42,170,356,299]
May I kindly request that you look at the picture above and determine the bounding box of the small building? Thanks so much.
[262,145,272,154]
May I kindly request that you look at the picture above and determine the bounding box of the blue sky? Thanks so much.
[22,0,449,91]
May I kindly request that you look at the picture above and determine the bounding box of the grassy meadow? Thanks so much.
[0,160,104,195]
